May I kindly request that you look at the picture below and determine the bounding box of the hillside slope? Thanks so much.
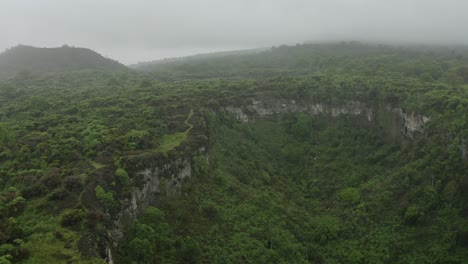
[132,42,468,81]
[0,43,467,263]
[0,45,127,79]
[130,47,267,71]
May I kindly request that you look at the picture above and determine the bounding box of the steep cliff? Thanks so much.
[112,155,193,239]
[101,144,207,262]
[225,97,431,138]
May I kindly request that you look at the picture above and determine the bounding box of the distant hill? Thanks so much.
[129,42,468,81]
[130,47,268,71]
[0,45,127,79]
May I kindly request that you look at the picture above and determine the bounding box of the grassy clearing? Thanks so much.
[158,132,187,153]
[88,160,105,169]
[157,109,194,153]
[22,231,106,264]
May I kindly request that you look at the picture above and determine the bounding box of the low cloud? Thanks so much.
[1,0,467,64]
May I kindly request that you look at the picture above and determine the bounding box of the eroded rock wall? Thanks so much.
[106,144,206,263]
[226,97,431,138]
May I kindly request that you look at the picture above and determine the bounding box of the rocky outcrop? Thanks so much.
[111,156,194,238]
[106,147,205,263]
[225,106,249,122]
[226,97,431,138]
[386,106,431,137]
[244,99,374,121]
[124,157,191,220]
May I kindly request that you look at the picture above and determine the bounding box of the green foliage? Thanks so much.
[193,155,209,177]
[0,84,16,98]
[158,132,187,153]
[310,215,341,243]
[115,168,130,186]
[94,185,114,208]
[0,124,14,144]
[337,187,361,205]
[115,207,174,263]
[0,244,14,257]
[6,196,26,215]
[404,205,424,225]
[1,42,468,263]
[28,96,49,111]
[0,256,12,264]
[63,175,84,192]
[290,113,314,139]
[107,77,121,86]
[124,130,150,150]
[126,238,153,263]
[177,237,201,264]
[139,79,153,88]
[141,207,165,224]
[348,250,364,263]
[59,209,87,227]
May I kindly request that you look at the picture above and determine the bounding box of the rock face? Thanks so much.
[225,106,249,122]
[127,158,191,218]
[106,153,201,263]
[246,99,373,121]
[112,156,193,236]
[226,97,431,138]
[386,106,431,137]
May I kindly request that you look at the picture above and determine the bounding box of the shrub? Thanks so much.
[21,184,47,199]
[0,255,12,264]
[337,188,361,205]
[311,215,340,243]
[127,238,154,263]
[95,185,114,208]
[64,176,83,192]
[115,169,130,187]
[6,197,26,215]
[177,237,201,264]
[0,244,14,256]
[404,205,423,225]
[60,209,87,227]
[48,188,69,201]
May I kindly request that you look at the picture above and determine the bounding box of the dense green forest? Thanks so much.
[0,42,467,263]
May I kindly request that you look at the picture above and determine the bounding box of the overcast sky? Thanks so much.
[1,0,468,64]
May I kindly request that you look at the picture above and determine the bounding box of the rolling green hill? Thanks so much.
[132,42,468,82]
[0,45,127,80]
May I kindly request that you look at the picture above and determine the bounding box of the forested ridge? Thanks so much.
[0,42,467,263]
[0,45,126,80]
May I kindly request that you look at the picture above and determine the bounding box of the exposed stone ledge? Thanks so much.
[386,106,431,135]
[225,106,249,122]
[226,98,431,138]
[107,147,205,263]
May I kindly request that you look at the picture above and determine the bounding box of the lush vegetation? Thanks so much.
[133,42,468,83]
[0,42,467,263]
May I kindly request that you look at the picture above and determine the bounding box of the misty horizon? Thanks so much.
[4,39,468,67]
[2,0,468,64]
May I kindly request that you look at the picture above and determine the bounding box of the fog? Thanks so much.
[1,0,467,64]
